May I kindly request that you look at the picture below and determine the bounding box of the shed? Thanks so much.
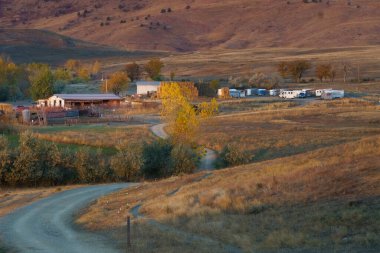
[44,94,123,108]
[136,81,161,95]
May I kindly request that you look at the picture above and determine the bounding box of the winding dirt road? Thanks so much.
[150,123,217,170]
[0,184,131,253]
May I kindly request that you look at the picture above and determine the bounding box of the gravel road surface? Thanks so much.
[0,184,131,253]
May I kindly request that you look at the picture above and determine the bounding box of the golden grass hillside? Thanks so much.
[2,0,380,51]
[78,135,380,252]
[198,99,380,162]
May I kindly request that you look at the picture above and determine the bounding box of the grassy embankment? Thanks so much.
[3,123,156,156]
[78,99,380,252]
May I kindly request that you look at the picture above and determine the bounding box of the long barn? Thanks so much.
[38,94,123,108]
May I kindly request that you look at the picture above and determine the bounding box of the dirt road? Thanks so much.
[0,184,131,253]
[150,123,216,170]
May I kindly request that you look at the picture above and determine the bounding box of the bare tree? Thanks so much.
[341,62,353,83]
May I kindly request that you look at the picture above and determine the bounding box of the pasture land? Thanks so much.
[198,98,380,162]
[78,134,380,252]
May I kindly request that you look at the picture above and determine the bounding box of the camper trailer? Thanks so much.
[245,88,256,96]
[279,90,306,99]
[316,89,332,97]
[229,89,240,98]
[321,90,345,100]
[269,89,279,96]
[256,89,267,96]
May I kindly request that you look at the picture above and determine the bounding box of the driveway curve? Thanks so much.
[150,123,216,170]
[0,183,131,253]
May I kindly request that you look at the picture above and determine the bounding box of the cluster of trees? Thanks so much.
[0,132,200,187]
[277,60,360,83]
[228,73,284,89]
[0,56,102,101]
[0,57,29,101]
[124,58,165,82]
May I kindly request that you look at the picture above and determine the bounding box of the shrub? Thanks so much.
[111,143,143,181]
[74,148,111,183]
[0,136,11,184]
[220,144,253,167]
[169,143,198,175]
[142,140,173,178]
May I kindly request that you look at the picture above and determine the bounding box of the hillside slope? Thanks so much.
[0,29,160,64]
[1,0,380,52]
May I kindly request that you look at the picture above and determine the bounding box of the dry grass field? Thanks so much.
[77,98,380,252]
[32,124,155,149]
[78,134,380,252]
[198,99,380,162]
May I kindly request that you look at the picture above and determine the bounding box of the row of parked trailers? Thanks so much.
[218,88,344,100]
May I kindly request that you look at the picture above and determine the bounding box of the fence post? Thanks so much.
[127,215,131,250]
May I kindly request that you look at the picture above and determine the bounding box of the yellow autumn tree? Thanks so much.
[65,59,80,72]
[101,71,129,95]
[91,60,101,75]
[160,82,218,144]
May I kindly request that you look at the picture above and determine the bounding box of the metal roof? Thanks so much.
[136,81,161,86]
[52,94,122,101]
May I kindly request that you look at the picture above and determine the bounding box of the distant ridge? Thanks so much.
[0,0,379,52]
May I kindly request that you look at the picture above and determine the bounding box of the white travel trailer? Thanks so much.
[279,90,306,99]
[321,90,345,100]
[316,88,332,97]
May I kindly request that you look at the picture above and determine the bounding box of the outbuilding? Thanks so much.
[40,94,123,108]
[136,81,162,95]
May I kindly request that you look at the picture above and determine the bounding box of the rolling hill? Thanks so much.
[0,28,161,65]
[1,0,380,52]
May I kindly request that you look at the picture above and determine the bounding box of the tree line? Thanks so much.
[0,131,201,187]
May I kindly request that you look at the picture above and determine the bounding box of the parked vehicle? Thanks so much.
[279,90,306,99]
[316,89,332,97]
[257,89,267,96]
[321,90,345,100]
[269,89,279,96]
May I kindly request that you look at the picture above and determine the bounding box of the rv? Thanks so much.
[269,89,279,96]
[316,89,332,97]
[245,88,257,96]
[321,90,345,100]
[229,89,240,98]
[279,90,306,99]
[256,89,267,96]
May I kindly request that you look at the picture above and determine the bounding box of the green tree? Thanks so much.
[8,131,42,186]
[125,62,141,82]
[111,143,143,181]
[142,140,173,178]
[169,143,198,175]
[144,58,164,80]
[28,63,55,100]
[54,67,72,82]
[0,136,11,185]
[220,144,253,167]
